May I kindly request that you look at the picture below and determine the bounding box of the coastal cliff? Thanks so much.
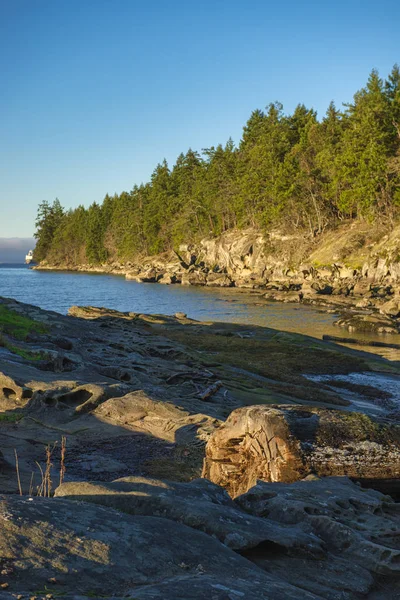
[36,221,400,335]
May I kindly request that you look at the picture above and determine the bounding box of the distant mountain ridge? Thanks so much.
[0,238,35,263]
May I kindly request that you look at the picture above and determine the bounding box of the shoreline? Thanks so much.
[34,258,400,340]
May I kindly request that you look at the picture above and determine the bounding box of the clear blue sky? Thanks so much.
[0,0,399,237]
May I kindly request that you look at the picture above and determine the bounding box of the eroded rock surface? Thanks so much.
[236,476,400,600]
[1,476,398,599]
[2,296,398,494]
[0,298,400,598]
[0,494,295,600]
[55,476,318,552]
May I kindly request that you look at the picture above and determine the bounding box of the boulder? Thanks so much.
[125,269,141,280]
[181,271,207,286]
[133,268,160,283]
[206,272,233,287]
[202,405,400,497]
[335,265,356,279]
[300,282,319,299]
[158,272,177,284]
[380,297,400,318]
[311,281,333,295]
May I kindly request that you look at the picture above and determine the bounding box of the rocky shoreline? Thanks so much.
[35,225,400,337]
[0,296,399,598]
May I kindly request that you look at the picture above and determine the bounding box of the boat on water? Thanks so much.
[25,250,34,264]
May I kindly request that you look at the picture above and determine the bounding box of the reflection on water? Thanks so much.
[0,265,399,362]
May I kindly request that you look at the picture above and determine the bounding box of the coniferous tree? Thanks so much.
[33,66,400,265]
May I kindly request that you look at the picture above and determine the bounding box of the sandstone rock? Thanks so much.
[132,268,159,283]
[94,391,220,445]
[236,476,400,599]
[334,313,399,334]
[389,261,400,282]
[125,269,141,280]
[353,279,372,295]
[0,495,294,600]
[158,272,177,284]
[202,404,400,497]
[206,272,233,287]
[300,282,319,298]
[55,476,316,552]
[336,265,356,279]
[356,297,373,308]
[200,230,266,275]
[0,374,27,410]
[380,298,400,318]
[181,272,207,286]
[55,474,400,599]
[316,267,333,279]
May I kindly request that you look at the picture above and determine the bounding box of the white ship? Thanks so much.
[25,250,34,264]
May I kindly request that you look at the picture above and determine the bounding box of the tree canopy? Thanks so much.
[34,66,400,265]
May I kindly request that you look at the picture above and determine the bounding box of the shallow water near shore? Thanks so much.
[1,264,400,361]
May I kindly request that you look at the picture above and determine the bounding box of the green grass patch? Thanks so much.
[0,412,23,423]
[0,305,49,360]
[0,305,48,340]
[0,336,47,361]
[163,328,366,382]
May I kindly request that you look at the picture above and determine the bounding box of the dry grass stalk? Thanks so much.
[35,460,45,497]
[16,437,67,498]
[44,443,57,497]
[59,435,66,486]
[29,471,34,496]
[14,449,22,496]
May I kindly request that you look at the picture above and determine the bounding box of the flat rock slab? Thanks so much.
[3,475,400,599]
[55,476,320,552]
[0,494,316,600]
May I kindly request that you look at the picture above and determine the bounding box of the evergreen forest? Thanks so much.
[34,67,400,265]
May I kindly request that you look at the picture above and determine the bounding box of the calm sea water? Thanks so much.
[0,264,399,361]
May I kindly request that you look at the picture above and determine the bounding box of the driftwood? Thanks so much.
[198,380,223,401]
[323,334,400,350]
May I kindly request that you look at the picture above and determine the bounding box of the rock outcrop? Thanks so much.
[0,494,291,600]
[35,223,400,335]
[202,405,400,497]
[3,476,395,599]
[0,298,400,598]
[55,476,310,552]
[236,476,400,600]
[0,297,398,494]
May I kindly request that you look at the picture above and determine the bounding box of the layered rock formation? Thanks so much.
[202,405,400,497]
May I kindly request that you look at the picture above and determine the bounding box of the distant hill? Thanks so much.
[0,238,35,264]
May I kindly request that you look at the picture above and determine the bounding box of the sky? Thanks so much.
[0,238,34,263]
[0,0,399,237]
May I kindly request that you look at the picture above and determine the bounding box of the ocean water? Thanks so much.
[0,264,399,361]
